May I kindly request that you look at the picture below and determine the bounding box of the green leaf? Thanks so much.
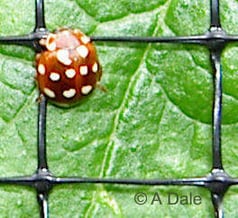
[0,0,237,217]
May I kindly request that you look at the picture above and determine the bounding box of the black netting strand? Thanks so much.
[37,95,48,170]
[0,0,237,217]
[210,50,223,170]
[34,0,46,32]
[210,0,221,28]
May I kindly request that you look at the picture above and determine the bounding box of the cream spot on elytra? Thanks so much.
[79,66,88,76]
[63,88,76,98]
[44,88,56,98]
[49,72,60,81]
[56,49,72,66]
[38,64,46,75]
[92,62,99,73]
[81,85,93,95]
[76,45,89,58]
[65,69,76,78]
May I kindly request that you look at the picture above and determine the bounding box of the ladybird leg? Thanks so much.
[96,83,107,92]
[36,93,45,103]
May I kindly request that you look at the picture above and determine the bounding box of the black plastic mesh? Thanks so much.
[0,0,237,217]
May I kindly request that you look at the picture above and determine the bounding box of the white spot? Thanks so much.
[73,29,82,34]
[46,34,57,51]
[44,88,56,98]
[92,62,99,73]
[80,66,88,76]
[76,45,89,58]
[56,49,72,66]
[38,64,46,75]
[81,35,90,44]
[81,85,93,95]
[63,88,76,98]
[65,69,76,78]
[49,72,60,81]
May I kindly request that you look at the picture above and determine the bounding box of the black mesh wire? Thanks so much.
[0,0,237,217]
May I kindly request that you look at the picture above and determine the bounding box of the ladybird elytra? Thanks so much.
[36,28,102,107]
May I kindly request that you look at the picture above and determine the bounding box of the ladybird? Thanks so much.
[36,28,102,107]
